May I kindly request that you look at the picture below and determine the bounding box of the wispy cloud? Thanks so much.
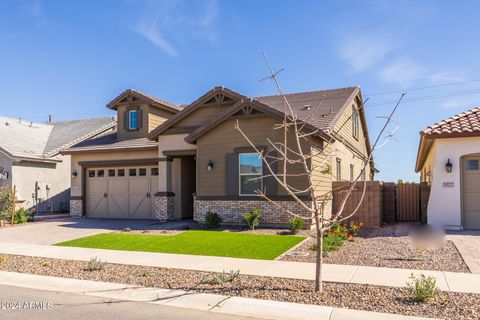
[21,0,48,26]
[134,0,219,57]
[337,33,399,72]
[379,58,426,85]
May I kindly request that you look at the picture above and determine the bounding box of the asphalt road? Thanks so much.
[0,285,261,320]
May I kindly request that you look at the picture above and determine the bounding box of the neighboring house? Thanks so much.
[0,116,116,212]
[416,107,480,230]
[66,86,374,227]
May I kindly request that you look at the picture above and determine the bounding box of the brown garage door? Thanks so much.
[463,156,480,229]
[86,167,159,219]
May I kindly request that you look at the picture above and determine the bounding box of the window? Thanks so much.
[88,170,95,178]
[117,169,125,177]
[129,110,137,130]
[352,106,359,139]
[151,168,159,176]
[465,159,479,171]
[350,164,354,182]
[336,158,342,181]
[139,168,147,176]
[97,170,105,178]
[108,169,116,177]
[129,168,137,176]
[239,153,262,195]
[360,170,366,181]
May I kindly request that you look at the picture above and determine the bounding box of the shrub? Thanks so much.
[405,273,437,302]
[205,211,222,229]
[42,260,52,268]
[0,255,5,263]
[200,270,240,285]
[289,217,305,234]
[86,257,105,271]
[0,187,13,221]
[14,208,34,224]
[244,208,261,230]
[142,271,154,277]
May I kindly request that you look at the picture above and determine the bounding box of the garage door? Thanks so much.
[86,167,159,219]
[463,156,480,229]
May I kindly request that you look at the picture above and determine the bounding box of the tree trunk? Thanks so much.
[314,215,323,293]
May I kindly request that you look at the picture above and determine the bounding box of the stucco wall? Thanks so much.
[423,137,480,230]
[11,155,71,212]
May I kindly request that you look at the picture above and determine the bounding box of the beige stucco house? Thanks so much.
[0,116,115,212]
[65,86,374,226]
[416,107,480,230]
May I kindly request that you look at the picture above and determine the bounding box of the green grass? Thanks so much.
[56,230,305,260]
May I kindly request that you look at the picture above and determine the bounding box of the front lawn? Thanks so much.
[56,230,305,260]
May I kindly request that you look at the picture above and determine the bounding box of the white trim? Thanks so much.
[128,110,137,130]
[238,153,263,196]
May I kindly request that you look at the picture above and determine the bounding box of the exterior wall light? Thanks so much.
[72,170,78,178]
[207,160,214,172]
[0,170,8,180]
[445,159,453,173]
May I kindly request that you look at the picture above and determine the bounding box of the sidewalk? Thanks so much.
[0,242,479,294]
[0,270,434,320]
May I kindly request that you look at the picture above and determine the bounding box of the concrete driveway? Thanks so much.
[0,218,185,245]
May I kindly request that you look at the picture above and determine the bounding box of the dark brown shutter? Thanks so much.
[137,108,143,130]
[226,153,239,196]
[263,150,277,196]
[124,110,129,130]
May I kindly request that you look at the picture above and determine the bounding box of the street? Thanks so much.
[0,285,261,320]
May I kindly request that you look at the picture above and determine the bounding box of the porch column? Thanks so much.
[154,157,174,220]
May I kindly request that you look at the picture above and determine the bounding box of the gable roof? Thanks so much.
[148,86,247,139]
[106,89,181,113]
[0,116,116,162]
[415,106,480,172]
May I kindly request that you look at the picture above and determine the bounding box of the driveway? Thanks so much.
[0,218,188,245]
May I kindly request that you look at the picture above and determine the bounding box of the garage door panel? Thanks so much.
[463,156,480,229]
[128,179,149,193]
[86,194,107,218]
[128,194,150,218]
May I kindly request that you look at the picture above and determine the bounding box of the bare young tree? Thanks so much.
[235,56,404,293]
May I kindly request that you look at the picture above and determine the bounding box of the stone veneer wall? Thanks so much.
[154,195,174,221]
[194,198,312,226]
[69,199,82,217]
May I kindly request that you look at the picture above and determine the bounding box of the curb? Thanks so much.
[0,271,435,320]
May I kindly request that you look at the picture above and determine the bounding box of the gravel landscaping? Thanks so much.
[281,226,470,273]
[0,254,478,319]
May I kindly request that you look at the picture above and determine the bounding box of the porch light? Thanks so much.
[0,171,8,180]
[207,160,214,172]
[72,170,78,178]
[445,159,453,173]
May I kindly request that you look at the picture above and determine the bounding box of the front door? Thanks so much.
[463,156,480,229]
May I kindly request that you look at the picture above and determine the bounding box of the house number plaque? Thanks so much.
[442,182,454,188]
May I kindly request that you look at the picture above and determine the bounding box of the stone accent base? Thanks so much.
[70,200,83,217]
[154,195,174,221]
[194,198,312,226]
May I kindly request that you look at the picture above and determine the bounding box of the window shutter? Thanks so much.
[137,108,143,130]
[226,153,239,196]
[263,150,277,196]
[124,110,129,130]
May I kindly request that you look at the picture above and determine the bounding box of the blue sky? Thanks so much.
[1,0,479,182]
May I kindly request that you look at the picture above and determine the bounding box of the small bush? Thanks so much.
[205,211,222,229]
[42,259,52,268]
[405,273,438,302]
[142,271,154,277]
[86,257,105,271]
[289,217,305,234]
[244,208,261,230]
[200,270,240,285]
[0,187,13,221]
[0,255,5,263]
[14,208,34,224]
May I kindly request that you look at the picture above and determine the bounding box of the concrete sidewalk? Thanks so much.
[1,242,479,294]
[0,271,434,320]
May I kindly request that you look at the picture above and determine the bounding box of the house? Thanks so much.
[65,86,374,226]
[416,107,480,230]
[0,116,116,212]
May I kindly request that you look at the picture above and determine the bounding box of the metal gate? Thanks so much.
[396,183,420,221]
